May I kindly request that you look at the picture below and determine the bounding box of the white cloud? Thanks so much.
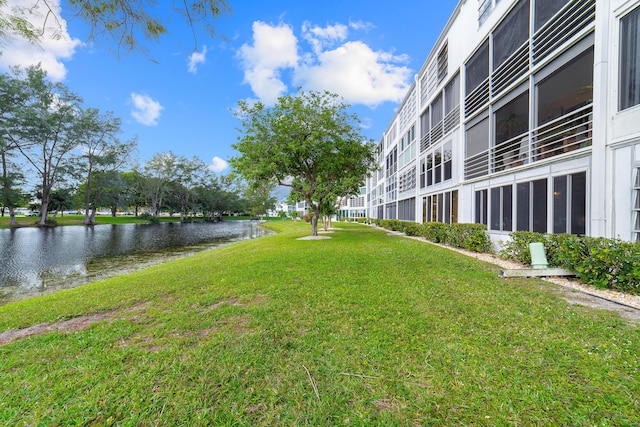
[130,93,163,126]
[302,22,348,54]
[187,45,207,74]
[295,41,411,107]
[208,156,228,173]
[237,21,299,105]
[237,20,412,107]
[0,0,81,81]
[349,20,376,32]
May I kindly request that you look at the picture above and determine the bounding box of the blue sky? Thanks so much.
[1,0,458,174]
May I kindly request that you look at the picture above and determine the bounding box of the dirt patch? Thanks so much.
[296,235,331,240]
[0,313,112,346]
[0,302,151,347]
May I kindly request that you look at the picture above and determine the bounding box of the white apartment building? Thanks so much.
[366,0,640,245]
[338,187,367,220]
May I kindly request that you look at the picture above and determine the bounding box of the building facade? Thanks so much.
[338,187,367,220]
[366,0,640,245]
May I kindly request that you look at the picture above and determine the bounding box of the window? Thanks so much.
[553,172,586,234]
[532,179,548,232]
[420,158,426,189]
[537,48,594,126]
[490,185,513,231]
[385,203,397,220]
[475,189,488,225]
[399,125,416,169]
[516,179,548,232]
[620,6,640,111]
[420,108,430,141]
[479,0,493,25]
[385,147,397,178]
[534,0,569,31]
[516,182,530,231]
[443,142,452,181]
[465,114,490,179]
[634,167,640,241]
[438,42,448,83]
[398,167,416,193]
[445,73,460,115]
[494,91,529,171]
[398,198,416,221]
[386,176,397,202]
[466,116,489,158]
[466,41,489,96]
[536,47,594,159]
[423,190,458,224]
[431,94,444,143]
[427,154,434,186]
[493,0,530,69]
[444,73,461,133]
[434,149,442,184]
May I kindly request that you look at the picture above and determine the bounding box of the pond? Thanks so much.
[0,221,268,305]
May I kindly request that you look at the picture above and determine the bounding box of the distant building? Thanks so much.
[366,0,640,245]
[338,187,367,220]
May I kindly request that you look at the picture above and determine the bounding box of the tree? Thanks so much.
[165,155,206,221]
[13,66,82,226]
[76,108,135,224]
[243,183,277,220]
[0,67,30,226]
[195,174,240,221]
[120,170,145,217]
[231,90,378,236]
[141,151,180,217]
[0,0,231,55]
[47,187,74,220]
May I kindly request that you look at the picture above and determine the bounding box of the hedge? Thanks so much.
[373,219,492,253]
[500,231,640,294]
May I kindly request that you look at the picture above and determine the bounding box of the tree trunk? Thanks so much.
[39,200,48,226]
[8,206,16,227]
[111,206,117,217]
[89,207,97,224]
[83,164,93,225]
[311,208,319,236]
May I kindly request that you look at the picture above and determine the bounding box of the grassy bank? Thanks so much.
[0,214,174,228]
[0,215,283,228]
[1,222,638,425]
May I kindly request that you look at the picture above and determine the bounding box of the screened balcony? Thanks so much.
[465,104,592,179]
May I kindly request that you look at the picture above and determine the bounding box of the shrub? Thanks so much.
[403,222,422,237]
[420,222,448,243]
[447,223,492,253]
[140,212,160,223]
[501,231,640,294]
[576,237,640,293]
[499,231,546,265]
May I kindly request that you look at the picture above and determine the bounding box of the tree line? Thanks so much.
[0,65,271,227]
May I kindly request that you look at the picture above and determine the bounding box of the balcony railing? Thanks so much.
[533,0,596,63]
[419,106,460,154]
[464,104,592,180]
[465,77,490,117]
[533,105,592,161]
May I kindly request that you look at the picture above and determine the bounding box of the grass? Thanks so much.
[0,214,283,228]
[0,221,638,426]
[0,214,202,228]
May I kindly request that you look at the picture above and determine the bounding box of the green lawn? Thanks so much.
[0,221,638,426]
[0,214,202,228]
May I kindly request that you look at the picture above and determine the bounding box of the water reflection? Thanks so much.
[0,221,267,305]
